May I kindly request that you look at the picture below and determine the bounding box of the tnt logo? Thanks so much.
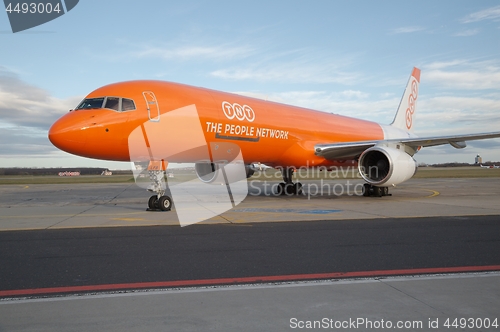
[405,79,418,130]
[222,101,255,122]
[4,0,79,33]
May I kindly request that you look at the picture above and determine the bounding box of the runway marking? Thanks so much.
[111,218,146,222]
[424,189,440,198]
[1,265,500,298]
[233,208,342,214]
[4,272,500,304]
[0,211,146,219]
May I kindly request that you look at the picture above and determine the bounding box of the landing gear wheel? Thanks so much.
[362,184,390,197]
[294,182,303,195]
[276,168,303,196]
[275,182,285,196]
[158,196,172,211]
[284,183,295,196]
[148,195,159,210]
[362,183,371,197]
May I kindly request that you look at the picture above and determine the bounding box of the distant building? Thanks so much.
[475,154,482,164]
[59,171,80,177]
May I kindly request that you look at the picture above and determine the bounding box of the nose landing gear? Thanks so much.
[146,168,172,211]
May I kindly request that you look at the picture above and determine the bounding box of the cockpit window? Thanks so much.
[122,98,136,111]
[76,98,105,110]
[75,97,136,112]
[104,97,120,111]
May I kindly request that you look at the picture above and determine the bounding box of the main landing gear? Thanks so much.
[275,167,303,196]
[362,184,391,197]
[146,169,172,211]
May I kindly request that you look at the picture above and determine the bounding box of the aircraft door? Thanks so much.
[143,91,160,122]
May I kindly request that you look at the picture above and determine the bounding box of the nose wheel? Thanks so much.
[148,195,158,210]
[148,195,172,211]
[146,169,173,211]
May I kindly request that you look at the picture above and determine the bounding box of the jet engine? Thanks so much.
[195,162,219,183]
[358,145,417,186]
[194,162,255,183]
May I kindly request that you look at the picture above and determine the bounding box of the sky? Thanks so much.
[1,0,500,169]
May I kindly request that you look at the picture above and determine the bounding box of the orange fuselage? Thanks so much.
[49,80,384,168]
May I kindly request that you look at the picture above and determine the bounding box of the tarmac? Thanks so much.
[0,178,499,230]
[1,273,499,332]
[0,178,499,331]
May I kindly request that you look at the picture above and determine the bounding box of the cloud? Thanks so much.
[415,138,500,163]
[467,139,500,150]
[91,39,257,64]
[0,67,81,129]
[0,126,57,158]
[0,67,84,165]
[461,5,500,23]
[131,44,255,62]
[234,89,398,124]
[415,95,500,139]
[454,29,480,37]
[211,53,361,85]
[212,66,359,85]
[422,60,500,90]
[390,26,425,34]
[424,60,467,70]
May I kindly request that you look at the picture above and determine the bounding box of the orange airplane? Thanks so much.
[49,67,500,210]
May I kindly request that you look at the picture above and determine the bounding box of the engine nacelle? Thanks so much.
[194,162,254,183]
[195,162,219,183]
[358,146,417,186]
[245,165,255,178]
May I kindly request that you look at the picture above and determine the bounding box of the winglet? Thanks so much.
[391,67,420,133]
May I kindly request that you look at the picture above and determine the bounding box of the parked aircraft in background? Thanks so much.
[480,164,500,169]
[49,68,500,210]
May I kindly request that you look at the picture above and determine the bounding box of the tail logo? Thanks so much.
[405,79,418,129]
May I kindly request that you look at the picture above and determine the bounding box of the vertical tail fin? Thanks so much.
[391,67,420,133]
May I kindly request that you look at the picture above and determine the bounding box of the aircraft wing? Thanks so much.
[314,141,378,159]
[315,131,500,160]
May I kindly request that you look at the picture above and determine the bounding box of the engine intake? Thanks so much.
[195,162,219,183]
[195,162,255,183]
[358,146,417,186]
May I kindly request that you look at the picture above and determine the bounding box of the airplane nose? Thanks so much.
[48,115,88,154]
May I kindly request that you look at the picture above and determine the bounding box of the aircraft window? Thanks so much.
[122,98,136,111]
[104,97,120,111]
[76,98,105,110]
